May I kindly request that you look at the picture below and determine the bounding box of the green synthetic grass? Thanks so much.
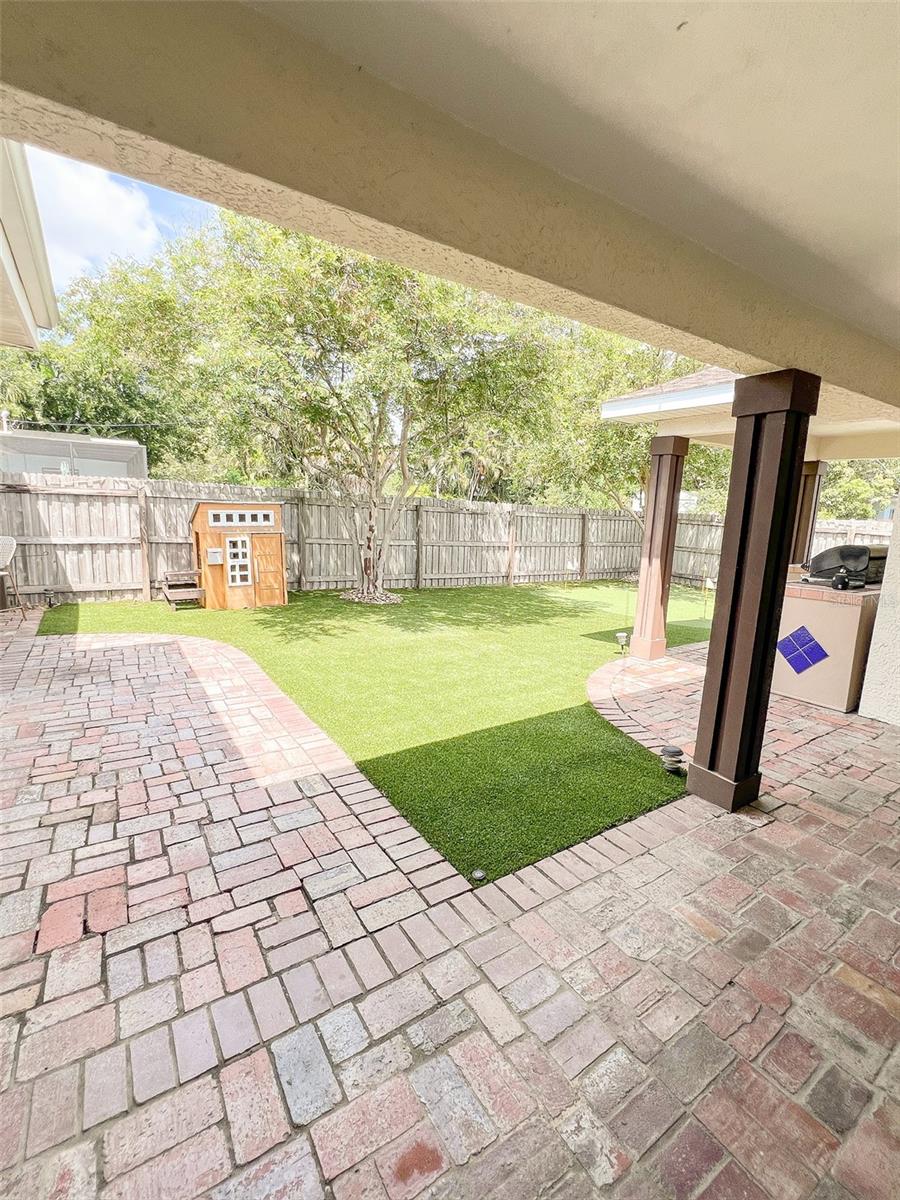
[39,582,711,880]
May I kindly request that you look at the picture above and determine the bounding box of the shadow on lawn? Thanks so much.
[252,581,620,641]
[666,618,714,645]
[582,616,711,648]
[39,584,710,667]
[38,604,80,634]
[358,701,684,881]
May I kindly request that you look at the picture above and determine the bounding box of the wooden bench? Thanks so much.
[162,570,205,611]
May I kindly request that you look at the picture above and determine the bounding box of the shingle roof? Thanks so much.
[606,365,738,405]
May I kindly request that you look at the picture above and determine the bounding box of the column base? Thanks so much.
[628,635,668,660]
[685,762,760,812]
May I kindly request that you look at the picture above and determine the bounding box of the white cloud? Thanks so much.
[26,147,165,294]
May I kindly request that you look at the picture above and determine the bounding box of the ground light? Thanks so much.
[661,745,686,774]
[37,582,708,880]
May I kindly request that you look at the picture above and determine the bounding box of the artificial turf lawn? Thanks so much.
[39,582,711,881]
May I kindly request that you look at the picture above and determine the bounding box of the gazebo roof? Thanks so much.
[602,364,899,462]
[607,366,738,406]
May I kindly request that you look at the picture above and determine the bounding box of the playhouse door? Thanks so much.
[252,535,284,606]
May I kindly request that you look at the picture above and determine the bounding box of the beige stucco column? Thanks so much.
[859,507,900,726]
[630,436,689,660]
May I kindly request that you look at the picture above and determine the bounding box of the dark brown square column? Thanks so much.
[687,369,820,811]
[630,435,690,660]
[790,460,828,565]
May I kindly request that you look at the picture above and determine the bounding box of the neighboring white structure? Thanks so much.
[0,138,58,348]
[0,427,148,478]
[0,140,144,482]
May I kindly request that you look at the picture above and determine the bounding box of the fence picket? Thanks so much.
[0,472,893,604]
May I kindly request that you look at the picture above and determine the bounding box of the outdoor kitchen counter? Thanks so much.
[772,582,881,712]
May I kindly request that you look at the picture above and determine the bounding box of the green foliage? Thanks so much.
[0,251,213,468]
[3,208,894,530]
[0,210,719,590]
[818,459,900,520]
[419,326,708,512]
[195,215,564,491]
[193,215,583,591]
[0,211,702,493]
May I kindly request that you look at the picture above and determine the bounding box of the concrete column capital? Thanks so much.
[649,435,690,458]
[731,368,820,418]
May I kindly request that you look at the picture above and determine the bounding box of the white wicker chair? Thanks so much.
[0,536,26,617]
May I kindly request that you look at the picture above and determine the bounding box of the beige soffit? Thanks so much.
[259,1,900,349]
[0,2,898,409]
[0,138,58,348]
[601,367,900,461]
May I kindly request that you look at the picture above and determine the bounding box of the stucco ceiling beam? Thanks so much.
[1,2,898,408]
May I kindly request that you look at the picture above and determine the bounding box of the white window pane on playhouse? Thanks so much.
[226,536,252,585]
[208,508,275,527]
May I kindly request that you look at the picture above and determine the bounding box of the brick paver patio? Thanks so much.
[1,613,898,1199]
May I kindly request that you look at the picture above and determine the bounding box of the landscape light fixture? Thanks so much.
[660,746,685,774]
[615,631,629,654]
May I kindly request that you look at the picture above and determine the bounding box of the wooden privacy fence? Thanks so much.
[808,519,896,556]
[0,473,894,604]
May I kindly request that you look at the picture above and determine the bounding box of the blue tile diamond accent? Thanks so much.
[776,625,829,674]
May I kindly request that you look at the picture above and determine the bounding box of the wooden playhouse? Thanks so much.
[188,501,287,610]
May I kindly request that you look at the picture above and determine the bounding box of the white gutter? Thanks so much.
[0,139,59,334]
[601,379,740,421]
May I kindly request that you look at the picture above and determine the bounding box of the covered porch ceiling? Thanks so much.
[258,0,900,350]
[602,367,900,461]
[1,1,898,414]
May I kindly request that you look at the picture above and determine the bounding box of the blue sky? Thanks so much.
[26,146,215,296]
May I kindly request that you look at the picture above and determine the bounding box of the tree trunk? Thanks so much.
[342,498,402,603]
[361,502,381,597]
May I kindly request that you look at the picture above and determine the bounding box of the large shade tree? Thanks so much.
[459,326,730,527]
[818,459,900,520]
[1,209,781,599]
[0,252,212,469]
[204,217,567,599]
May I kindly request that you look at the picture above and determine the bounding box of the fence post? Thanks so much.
[137,487,151,601]
[415,501,425,589]
[297,495,306,591]
[6,477,890,603]
[507,506,518,585]
[579,511,589,580]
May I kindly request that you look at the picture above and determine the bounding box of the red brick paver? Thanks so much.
[0,611,897,1198]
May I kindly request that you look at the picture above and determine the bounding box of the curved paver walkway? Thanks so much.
[1,613,898,1200]
[587,645,707,759]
